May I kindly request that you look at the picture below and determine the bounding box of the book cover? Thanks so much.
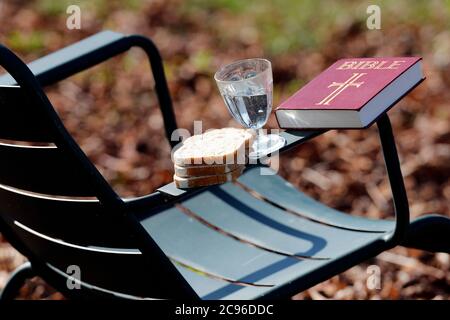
[276,57,424,129]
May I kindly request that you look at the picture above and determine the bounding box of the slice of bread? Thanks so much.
[174,166,244,189]
[174,163,244,178]
[173,128,255,166]
[203,128,255,149]
[183,128,254,149]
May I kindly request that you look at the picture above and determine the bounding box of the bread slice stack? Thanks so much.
[173,128,254,188]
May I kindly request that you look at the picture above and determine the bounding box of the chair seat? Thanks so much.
[138,167,394,299]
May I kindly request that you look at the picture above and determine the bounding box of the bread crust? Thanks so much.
[174,163,243,178]
[174,166,244,189]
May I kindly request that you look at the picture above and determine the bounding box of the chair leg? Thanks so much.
[402,214,450,253]
[0,262,35,300]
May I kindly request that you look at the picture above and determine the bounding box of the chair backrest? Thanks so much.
[0,43,192,299]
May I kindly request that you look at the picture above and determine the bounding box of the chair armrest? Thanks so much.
[276,130,325,154]
[0,30,177,146]
[157,129,323,198]
[0,31,126,86]
[377,114,410,245]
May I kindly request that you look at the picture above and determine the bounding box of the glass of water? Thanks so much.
[214,58,286,158]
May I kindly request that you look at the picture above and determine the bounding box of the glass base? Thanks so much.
[248,133,286,159]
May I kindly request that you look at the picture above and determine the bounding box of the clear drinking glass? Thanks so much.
[214,58,286,158]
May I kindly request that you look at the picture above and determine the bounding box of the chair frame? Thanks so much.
[0,31,447,300]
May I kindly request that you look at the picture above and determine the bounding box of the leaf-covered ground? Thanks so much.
[0,0,449,299]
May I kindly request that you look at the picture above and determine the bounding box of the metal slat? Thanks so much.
[139,206,325,299]
[139,202,390,299]
[181,184,392,259]
[0,86,53,142]
[0,142,95,196]
[0,31,125,86]
[208,235,386,299]
[5,218,160,298]
[237,167,394,232]
[7,205,248,299]
[0,184,136,248]
[174,264,248,300]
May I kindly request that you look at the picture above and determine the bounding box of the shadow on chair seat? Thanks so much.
[137,167,396,299]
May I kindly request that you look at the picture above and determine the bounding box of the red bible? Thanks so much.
[276,57,424,129]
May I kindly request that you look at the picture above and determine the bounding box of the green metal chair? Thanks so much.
[0,31,448,300]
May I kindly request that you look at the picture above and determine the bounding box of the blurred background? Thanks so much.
[0,0,448,299]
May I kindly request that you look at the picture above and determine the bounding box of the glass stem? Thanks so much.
[255,128,264,140]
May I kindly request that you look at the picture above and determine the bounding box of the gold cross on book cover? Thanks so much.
[275,57,425,129]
